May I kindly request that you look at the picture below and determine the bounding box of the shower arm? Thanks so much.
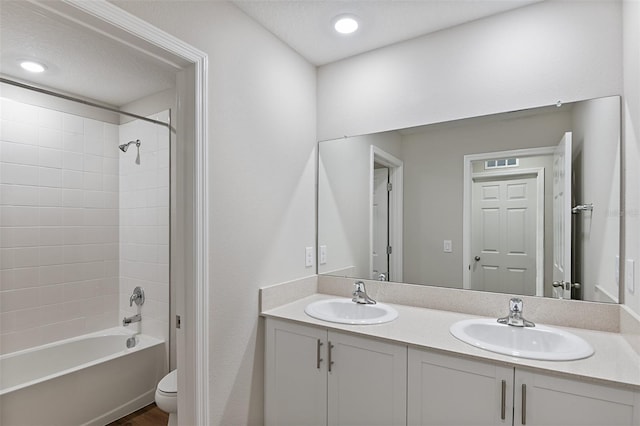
[119,139,141,152]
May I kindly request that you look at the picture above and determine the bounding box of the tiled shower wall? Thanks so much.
[0,96,170,355]
[118,111,170,346]
[0,97,120,354]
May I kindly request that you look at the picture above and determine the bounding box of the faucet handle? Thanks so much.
[129,286,145,307]
[354,281,365,293]
[509,298,523,313]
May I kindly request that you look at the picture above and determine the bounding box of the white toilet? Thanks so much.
[155,369,177,426]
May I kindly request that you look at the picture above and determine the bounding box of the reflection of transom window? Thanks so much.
[485,157,519,169]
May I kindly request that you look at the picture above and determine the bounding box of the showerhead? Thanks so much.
[119,139,141,153]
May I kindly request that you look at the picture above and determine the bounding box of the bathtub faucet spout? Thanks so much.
[123,314,141,326]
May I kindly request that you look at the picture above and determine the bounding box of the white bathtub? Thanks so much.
[0,327,166,426]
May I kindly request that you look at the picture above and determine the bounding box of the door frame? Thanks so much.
[370,146,403,282]
[55,1,210,424]
[463,147,554,296]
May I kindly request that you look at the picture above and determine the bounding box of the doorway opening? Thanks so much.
[370,146,403,282]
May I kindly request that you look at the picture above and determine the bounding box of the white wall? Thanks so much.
[623,0,640,315]
[0,95,120,354]
[112,2,317,425]
[317,0,622,141]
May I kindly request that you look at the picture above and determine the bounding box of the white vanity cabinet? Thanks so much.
[408,347,640,426]
[265,318,407,426]
[513,370,640,426]
[407,348,514,425]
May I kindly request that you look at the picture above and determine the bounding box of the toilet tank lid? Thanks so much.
[158,369,178,393]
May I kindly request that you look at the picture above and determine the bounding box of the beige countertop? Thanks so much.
[262,293,640,390]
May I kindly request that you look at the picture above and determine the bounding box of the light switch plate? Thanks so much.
[305,247,314,267]
[626,259,635,294]
[443,240,452,253]
[320,245,327,265]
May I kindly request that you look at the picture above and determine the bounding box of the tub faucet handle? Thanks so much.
[129,286,145,307]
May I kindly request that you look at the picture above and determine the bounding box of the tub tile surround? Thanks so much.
[0,97,120,354]
[260,275,640,389]
[118,111,170,347]
[0,96,170,355]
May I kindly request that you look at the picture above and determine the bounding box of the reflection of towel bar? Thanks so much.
[572,203,593,214]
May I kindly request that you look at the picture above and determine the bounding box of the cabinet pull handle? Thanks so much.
[328,342,335,372]
[316,339,323,369]
[521,384,527,425]
[501,380,506,420]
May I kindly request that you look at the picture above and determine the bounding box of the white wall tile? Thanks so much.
[2,141,38,165]
[63,132,83,152]
[62,189,84,208]
[38,147,63,169]
[38,128,63,149]
[0,163,39,186]
[62,114,83,134]
[0,184,39,206]
[39,227,65,246]
[38,108,62,130]
[39,207,64,226]
[1,206,40,226]
[63,151,83,171]
[1,121,38,145]
[0,227,39,248]
[38,167,63,188]
[38,187,62,207]
[39,246,65,266]
[0,267,39,291]
[83,154,102,173]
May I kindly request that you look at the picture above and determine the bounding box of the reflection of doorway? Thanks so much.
[470,171,543,295]
[369,146,403,282]
[463,147,553,295]
[372,167,389,280]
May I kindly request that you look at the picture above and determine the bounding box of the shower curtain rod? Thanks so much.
[0,77,170,128]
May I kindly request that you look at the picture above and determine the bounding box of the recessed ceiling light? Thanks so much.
[334,15,359,35]
[20,60,47,73]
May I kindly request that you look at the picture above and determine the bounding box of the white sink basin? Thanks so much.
[305,298,399,325]
[450,318,594,361]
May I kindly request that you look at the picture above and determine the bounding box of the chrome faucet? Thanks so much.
[129,286,145,307]
[352,281,376,305]
[497,298,535,327]
[123,314,141,326]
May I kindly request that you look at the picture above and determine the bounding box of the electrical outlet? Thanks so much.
[443,240,452,253]
[305,247,314,267]
[626,259,635,294]
[320,245,327,265]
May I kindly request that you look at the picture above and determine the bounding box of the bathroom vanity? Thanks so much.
[261,283,640,426]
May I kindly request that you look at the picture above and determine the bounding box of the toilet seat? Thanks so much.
[157,369,177,395]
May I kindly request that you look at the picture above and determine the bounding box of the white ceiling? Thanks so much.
[232,0,541,65]
[0,0,540,106]
[0,1,180,107]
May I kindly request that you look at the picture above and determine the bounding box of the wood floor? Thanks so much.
[107,403,168,426]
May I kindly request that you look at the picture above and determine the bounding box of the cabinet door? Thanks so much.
[265,319,327,426]
[327,331,407,426]
[407,348,514,426]
[514,369,640,426]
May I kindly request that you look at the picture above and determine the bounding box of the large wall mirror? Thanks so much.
[318,95,622,303]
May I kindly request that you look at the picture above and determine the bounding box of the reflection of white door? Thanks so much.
[471,174,538,295]
[372,167,389,280]
[553,132,573,299]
